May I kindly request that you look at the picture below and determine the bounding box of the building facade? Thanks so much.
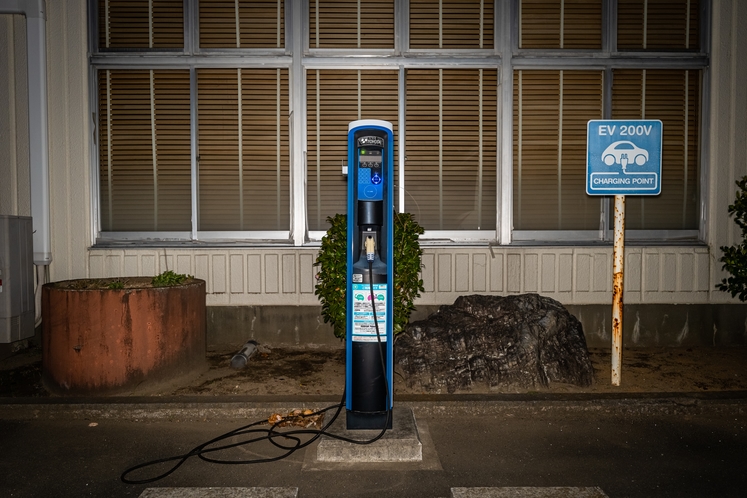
[1,0,746,347]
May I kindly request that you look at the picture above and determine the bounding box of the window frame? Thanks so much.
[87,0,710,248]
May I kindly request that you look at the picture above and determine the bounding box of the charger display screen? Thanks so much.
[359,148,382,169]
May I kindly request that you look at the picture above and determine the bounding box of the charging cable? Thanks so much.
[122,249,392,484]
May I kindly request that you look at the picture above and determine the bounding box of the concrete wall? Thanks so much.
[2,1,747,348]
[207,303,747,349]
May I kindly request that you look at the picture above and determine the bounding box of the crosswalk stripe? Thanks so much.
[450,487,609,498]
[139,487,299,498]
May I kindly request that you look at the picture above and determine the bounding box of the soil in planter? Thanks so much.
[51,276,196,291]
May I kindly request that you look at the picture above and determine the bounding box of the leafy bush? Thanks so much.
[717,176,747,301]
[314,215,348,339]
[314,213,425,339]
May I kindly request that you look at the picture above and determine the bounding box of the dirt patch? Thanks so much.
[582,347,747,394]
[0,347,47,397]
[171,348,346,396]
[2,345,746,397]
[98,346,747,396]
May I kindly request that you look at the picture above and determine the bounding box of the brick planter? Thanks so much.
[42,277,206,395]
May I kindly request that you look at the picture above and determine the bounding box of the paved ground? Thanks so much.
[1,344,746,497]
[0,404,745,497]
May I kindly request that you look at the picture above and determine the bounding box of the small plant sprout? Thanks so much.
[152,270,192,288]
[107,280,124,290]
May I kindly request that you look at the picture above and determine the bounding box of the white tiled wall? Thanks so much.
[86,245,713,307]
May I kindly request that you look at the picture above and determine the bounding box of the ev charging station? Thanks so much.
[345,120,395,430]
[121,121,413,481]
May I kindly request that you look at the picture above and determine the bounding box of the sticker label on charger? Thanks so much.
[351,283,387,342]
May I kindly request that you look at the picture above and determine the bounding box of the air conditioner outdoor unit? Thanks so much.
[0,215,34,343]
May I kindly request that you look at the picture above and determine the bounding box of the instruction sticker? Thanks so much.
[351,283,387,342]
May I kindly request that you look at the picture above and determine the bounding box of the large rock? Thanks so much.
[395,294,594,392]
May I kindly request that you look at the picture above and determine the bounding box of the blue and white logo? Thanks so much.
[586,120,662,196]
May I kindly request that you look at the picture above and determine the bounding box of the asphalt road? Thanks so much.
[1,408,745,497]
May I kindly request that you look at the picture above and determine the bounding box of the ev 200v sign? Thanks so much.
[586,120,663,196]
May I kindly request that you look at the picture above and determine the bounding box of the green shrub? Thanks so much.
[717,176,747,301]
[314,213,425,339]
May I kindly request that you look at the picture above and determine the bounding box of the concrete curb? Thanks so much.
[1,392,745,421]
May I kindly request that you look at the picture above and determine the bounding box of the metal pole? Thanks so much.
[611,194,625,386]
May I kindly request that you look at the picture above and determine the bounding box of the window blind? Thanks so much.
[519,0,602,49]
[405,68,497,230]
[409,0,494,49]
[513,70,603,231]
[98,0,184,49]
[98,69,192,231]
[309,0,394,49]
[618,0,700,50]
[306,69,399,231]
[199,0,284,49]
[197,68,290,231]
[611,69,700,230]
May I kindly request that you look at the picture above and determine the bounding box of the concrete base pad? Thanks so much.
[139,488,298,498]
[303,408,442,471]
[316,406,421,462]
[450,488,609,498]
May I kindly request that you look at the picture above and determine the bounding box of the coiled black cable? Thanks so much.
[121,260,392,484]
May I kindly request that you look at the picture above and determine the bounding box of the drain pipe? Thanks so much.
[0,0,51,267]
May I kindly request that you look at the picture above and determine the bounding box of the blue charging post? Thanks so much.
[345,120,394,430]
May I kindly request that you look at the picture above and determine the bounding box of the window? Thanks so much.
[520,0,602,49]
[618,0,699,50]
[98,70,192,232]
[611,69,700,230]
[513,0,704,241]
[94,0,289,240]
[98,0,184,50]
[513,70,604,231]
[90,1,708,245]
[305,0,497,236]
[306,69,399,231]
[197,68,290,231]
[200,1,284,49]
[410,0,494,49]
[405,69,497,230]
[309,0,394,49]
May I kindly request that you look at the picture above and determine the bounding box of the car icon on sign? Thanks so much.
[602,141,649,167]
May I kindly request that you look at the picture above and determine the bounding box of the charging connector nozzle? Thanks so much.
[365,235,376,261]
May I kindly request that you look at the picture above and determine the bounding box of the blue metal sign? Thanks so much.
[586,120,662,196]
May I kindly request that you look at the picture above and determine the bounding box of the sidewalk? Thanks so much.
[1,345,746,498]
